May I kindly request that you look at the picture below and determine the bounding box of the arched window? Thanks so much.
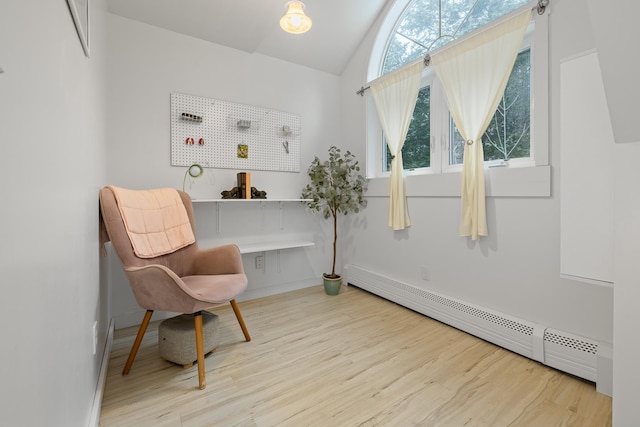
[367,0,547,177]
[382,0,530,75]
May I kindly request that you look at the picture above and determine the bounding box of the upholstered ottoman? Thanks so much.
[158,312,220,368]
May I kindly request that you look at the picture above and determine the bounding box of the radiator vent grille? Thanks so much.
[397,282,534,336]
[544,330,598,354]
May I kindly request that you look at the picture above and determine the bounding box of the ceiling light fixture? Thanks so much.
[280,1,312,34]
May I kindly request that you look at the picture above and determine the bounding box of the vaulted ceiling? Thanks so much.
[107,0,390,75]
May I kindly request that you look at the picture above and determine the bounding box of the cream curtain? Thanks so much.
[370,60,423,230]
[430,9,531,240]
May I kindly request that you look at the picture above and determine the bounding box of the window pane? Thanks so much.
[385,86,431,171]
[453,0,530,39]
[382,0,530,75]
[382,33,426,75]
[450,48,531,165]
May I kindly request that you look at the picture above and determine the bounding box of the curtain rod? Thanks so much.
[356,0,549,96]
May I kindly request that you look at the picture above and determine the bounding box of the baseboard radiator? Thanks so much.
[345,264,599,383]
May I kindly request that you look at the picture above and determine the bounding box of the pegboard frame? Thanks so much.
[170,93,301,172]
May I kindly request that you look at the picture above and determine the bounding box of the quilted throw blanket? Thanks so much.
[107,186,195,258]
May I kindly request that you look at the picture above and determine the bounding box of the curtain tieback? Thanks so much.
[466,139,474,146]
[391,155,396,159]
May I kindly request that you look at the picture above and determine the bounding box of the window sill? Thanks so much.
[366,165,551,198]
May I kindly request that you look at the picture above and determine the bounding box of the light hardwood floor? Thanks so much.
[99,285,612,426]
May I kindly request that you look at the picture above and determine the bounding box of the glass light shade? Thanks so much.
[280,1,312,34]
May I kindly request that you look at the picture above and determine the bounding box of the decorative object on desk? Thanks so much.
[301,146,367,295]
[237,144,248,159]
[237,172,251,199]
[251,187,267,199]
[221,187,241,199]
[221,186,267,199]
[182,163,204,194]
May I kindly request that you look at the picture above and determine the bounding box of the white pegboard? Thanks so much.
[171,93,300,172]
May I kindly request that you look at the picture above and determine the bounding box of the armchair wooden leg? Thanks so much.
[123,309,153,376]
[230,299,251,342]
[194,312,206,390]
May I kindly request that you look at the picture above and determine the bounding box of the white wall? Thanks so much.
[106,14,342,327]
[0,1,108,426]
[339,0,613,348]
[582,1,640,423]
[613,142,640,425]
[559,52,615,286]
[585,0,640,144]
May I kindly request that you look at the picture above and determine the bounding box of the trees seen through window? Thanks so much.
[379,0,532,173]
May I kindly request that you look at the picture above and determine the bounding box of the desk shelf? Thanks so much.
[237,239,315,254]
[237,239,314,273]
[192,199,311,203]
[192,199,315,267]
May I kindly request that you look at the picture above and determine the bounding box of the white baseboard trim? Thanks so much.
[88,318,115,427]
[596,341,613,396]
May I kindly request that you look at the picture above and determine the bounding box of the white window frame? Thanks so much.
[365,2,550,198]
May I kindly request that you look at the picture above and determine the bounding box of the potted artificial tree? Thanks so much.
[301,146,367,295]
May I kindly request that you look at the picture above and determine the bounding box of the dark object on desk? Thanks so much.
[221,186,241,199]
[251,187,267,199]
[221,186,267,199]
[237,172,251,198]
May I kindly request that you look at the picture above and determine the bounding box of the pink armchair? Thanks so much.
[99,186,250,389]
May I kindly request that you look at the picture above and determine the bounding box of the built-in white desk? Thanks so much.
[236,240,315,254]
[191,199,315,261]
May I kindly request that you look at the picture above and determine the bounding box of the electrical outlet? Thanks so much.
[255,255,264,270]
[92,321,98,355]
[421,266,431,281]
